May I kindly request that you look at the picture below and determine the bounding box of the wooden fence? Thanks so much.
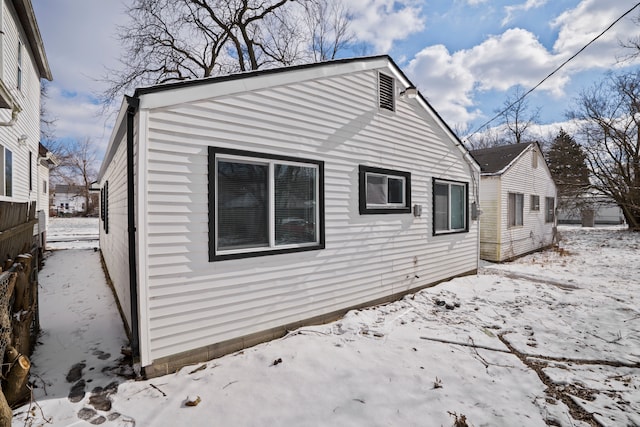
[0,201,40,418]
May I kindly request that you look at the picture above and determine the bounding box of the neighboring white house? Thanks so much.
[52,184,87,216]
[0,0,52,255]
[0,0,51,208]
[471,142,557,262]
[98,55,481,377]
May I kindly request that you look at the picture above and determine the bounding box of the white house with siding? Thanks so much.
[52,184,87,216]
[0,0,51,208]
[471,142,557,262]
[98,55,481,377]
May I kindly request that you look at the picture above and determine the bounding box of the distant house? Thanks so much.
[36,143,57,246]
[98,55,481,377]
[471,142,557,262]
[557,192,625,226]
[52,184,86,216]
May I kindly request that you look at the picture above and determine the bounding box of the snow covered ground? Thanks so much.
[45,217,99,250]
[13,219,640,426]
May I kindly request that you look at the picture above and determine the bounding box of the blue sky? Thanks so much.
[32,0,640,155]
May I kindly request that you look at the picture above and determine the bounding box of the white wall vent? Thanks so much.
[378,73,395,112]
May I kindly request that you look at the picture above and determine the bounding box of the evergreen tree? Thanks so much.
[546,129,590,214]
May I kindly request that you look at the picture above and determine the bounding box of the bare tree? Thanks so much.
[303,0,355,62]
[568,70,640,231]
[53,138,100,216]
[466,126,507,150]
[496,86,541,145]
[101,0,354,107]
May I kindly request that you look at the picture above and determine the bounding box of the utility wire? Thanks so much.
[464,1,640,143]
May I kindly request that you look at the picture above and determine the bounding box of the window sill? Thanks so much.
[433,229,468,236]
[211,243,325,262]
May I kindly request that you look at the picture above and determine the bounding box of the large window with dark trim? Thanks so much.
[359,165,411,214]
[209,147,324,261]
[508,192,524,227]
[433,179,468,234]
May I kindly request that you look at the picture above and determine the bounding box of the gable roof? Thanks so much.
[100,55,480,179]
[12,0,52,80]
[470,143,532,175]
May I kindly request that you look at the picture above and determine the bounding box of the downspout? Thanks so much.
[125,95,140,362]
[0,103,21,126]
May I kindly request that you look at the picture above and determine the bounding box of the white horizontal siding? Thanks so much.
[137,67,479,363]
[100,130,132,330]
[0,0,43,204]
[479,177,501,261]
[498,147,556,261]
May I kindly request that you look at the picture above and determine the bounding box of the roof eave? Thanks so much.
[13,0,52,81]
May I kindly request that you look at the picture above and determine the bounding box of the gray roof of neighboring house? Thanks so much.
[54,185,84,194]
[469,143,531,175]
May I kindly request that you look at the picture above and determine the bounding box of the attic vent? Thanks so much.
[378,73,395,112]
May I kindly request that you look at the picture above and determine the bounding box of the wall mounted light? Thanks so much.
[400,87,418,99]
[413,204,422,217]
[18,134,28,146]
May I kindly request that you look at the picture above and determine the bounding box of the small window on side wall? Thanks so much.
[545,197,555,223]
[508,192,524,227]
[359,166,411,214]
[433,178,468,235]
[530,195,540,211]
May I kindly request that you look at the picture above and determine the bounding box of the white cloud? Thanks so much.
[462,28,568,95]
[502,0,548,26]
[406,28,571,130]
[347,0,426,52]
[551,0,640,70]
[45,86,114,156]
[406,45,481,129]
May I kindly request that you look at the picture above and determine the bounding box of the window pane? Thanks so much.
[546,197,555,222]
[434,183,449,231]
[275,164,316,245]
[0,147,4,196]
[366,174,387,205]
[508,193,516,226]
[516,194,523,225]
[387,178,404,204]
[450,184,465,230]
[217,160,268,250]
[5,149,12,197]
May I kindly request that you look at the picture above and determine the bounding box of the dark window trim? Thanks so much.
[208,146,325,262]
[29,152,32,191]
[359,165,411,215]
[432,177,469,236]
[103,181,109,234]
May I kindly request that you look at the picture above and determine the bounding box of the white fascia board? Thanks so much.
[498,143,534,176]
[138,57,391,110]
[413,95,481,174]
[98,98,129,181]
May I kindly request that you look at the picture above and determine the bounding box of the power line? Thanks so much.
[464,1,640,143]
